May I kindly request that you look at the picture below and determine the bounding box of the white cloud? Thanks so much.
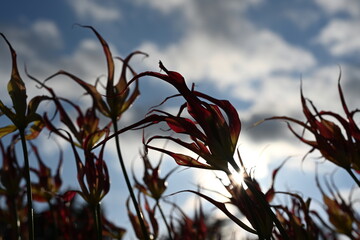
[31,20,63,48]
[0,20,63,60]
[134,0,316,99]
[138,27,316,92]
[67,0,121,22]
[315,0,360,17]
[134,0,186,14]
[136,0,263,15]
[0,20,64,107]
[284,9,320,29]
[315,19,360,56]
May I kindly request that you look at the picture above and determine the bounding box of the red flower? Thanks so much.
[266,77,360,173]
[30,143,63,202]
[134,150,176,201]
[0,137,24,197]
[100,61,242,174]
[64,131,110,206]
[316,172,360,239]
[127,195,158,239]
[27,72,111,150]
[42,25,146,120]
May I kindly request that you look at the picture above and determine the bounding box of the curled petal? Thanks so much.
[146,144,214,170]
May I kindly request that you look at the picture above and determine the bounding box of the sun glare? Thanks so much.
[229,167,246,187]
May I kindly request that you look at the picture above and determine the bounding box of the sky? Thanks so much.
[1,0,360,239]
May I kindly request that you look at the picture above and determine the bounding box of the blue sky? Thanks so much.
[1,0,360,238]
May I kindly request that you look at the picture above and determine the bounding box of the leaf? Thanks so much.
[0,125,17,138]
[45,70,111,117]
[78,25,115,99]
[0,98,17,124]
[25,119,44,140]
[175,190,257,234]
[146,144,214,170]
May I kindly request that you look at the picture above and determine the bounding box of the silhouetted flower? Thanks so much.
[64,131,110,206]
[43,25,146,120]
[102,61,242,174]
[266,78,360,173]
[29,143,63,203]
[127,194,158,240]
[134,150,176,201]
[0,33,45,139]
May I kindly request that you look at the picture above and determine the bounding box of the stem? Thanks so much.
[8,195,21,240]
[112,119,149,240]
[156,200,173,240]
[346,168,360,188]
[19,129,34,240]
[48,200,58,238]
[92,202,103,240]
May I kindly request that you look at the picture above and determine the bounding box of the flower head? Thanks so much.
[134,150,176,201]
[64,130,110,206]
[27,73,111,150]
[102,61,242,174]
[0,137,24,197]
[266,77,360,172]
[30,143,63,202]
[42,25,146,120]
[0,33,45,139]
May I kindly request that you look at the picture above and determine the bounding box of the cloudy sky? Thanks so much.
[1,0,360,238]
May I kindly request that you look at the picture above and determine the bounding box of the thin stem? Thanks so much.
[47,200,58,238]
[346,168,360,188]
[19,129,34,240]
[8,195,21,240]
[93,202,103,240]
[112,119,149,240]
[156,200,173,240]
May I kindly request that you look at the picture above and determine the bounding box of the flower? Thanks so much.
[315,171,360,239]
[29,143,63,202]
[265,77,360,173]
[43,25,146,121]
[222,157,286,238]
[27,72,111,150]
[0,137,24,198]
[101,61,242,174]
[134,150,176,201]
[127,195,158,240]
[0,33,45,139]
[64,131,110,206]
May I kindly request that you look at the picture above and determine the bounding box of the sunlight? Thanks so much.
[229,167,245,185]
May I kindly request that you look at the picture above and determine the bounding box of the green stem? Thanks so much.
[156,200,173,240]
[112,119,149,240]
[346,168,360,188]
[92,202,103,240]
[19,129,34,240]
